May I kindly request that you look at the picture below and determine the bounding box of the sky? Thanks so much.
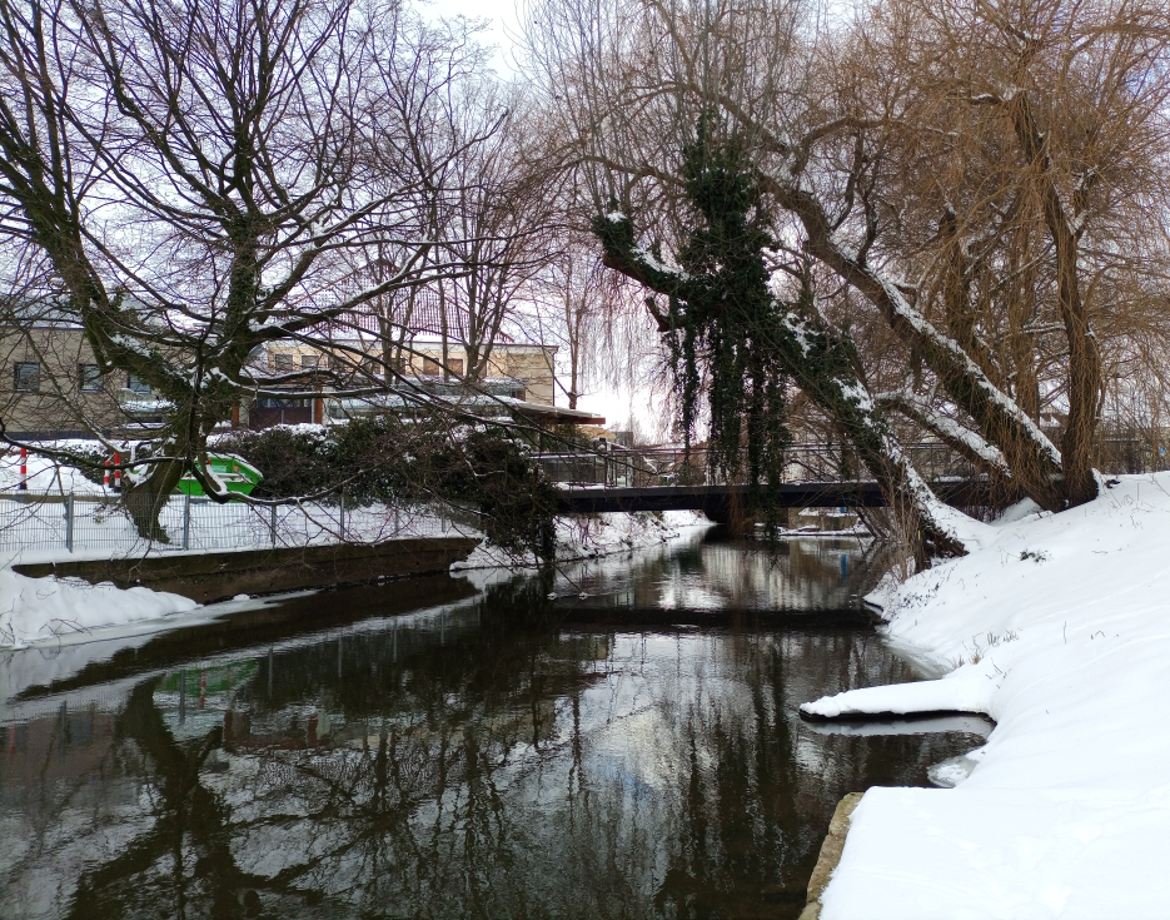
[421,0,525,73]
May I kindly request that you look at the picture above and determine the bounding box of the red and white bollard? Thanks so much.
[102,457,111,490]
[18,447,27,491]
[112,451,122,491]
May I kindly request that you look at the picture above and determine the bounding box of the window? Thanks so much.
[448,358,464,376]
[300,354,320,370]
[79,363,102,392]
[257,396,307,409]
[273,353,295,371]
[126,373,151,394]
[422,356,441,376]
[13,362,39,392]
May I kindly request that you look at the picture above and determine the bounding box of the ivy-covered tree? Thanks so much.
[594,124,967,565]
[665,123,790,499]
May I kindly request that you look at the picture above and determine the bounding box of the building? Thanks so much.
[0,305,169,439]
[242,296,604,431]
[1,296,604,440]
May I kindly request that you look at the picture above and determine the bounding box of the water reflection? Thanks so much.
[562,532,879,614]
[0,531,985,919]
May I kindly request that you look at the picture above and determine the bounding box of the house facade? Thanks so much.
[1,320,168,440]
[245,337,564,429]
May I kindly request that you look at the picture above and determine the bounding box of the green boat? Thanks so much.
[176,453,262,497]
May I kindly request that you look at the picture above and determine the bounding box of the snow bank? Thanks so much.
[0,506,705,649]
[453,510,709,570]
[0,570,197,649]
[807,473,1170,919]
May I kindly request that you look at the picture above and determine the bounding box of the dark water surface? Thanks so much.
[0,530,987,919]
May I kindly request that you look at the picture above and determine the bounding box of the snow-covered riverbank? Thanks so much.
[0,510,709,649]
[803,472,1170,918]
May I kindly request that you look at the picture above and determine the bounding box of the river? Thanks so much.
[0,527,987,919]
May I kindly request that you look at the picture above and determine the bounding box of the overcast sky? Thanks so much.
[422,0,525,73]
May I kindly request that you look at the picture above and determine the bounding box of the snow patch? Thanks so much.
[0,570,197,649]
[811,472,1170,918]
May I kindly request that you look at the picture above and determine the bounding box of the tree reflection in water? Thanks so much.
[0,533,986,920]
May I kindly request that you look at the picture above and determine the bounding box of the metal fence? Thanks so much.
[0,492,469,556]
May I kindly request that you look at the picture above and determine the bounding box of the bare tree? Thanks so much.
[0,0,477,537]
[429,90,560,382]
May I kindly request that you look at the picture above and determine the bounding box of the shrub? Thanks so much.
[218,417,556,559]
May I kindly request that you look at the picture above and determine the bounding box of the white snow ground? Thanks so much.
[803,472,1170,919]
[452,509,708,569]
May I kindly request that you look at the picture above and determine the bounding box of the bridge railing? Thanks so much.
[533,442,983,488]
[535,433,1170,490]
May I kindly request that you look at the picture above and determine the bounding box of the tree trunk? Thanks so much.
[763,176,1069,512]
[595,214,966,566]
[1008,92,1101,506]
[121,458,185,543]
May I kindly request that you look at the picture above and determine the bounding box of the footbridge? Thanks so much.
[538,444,991,516]
[552,479,990,516]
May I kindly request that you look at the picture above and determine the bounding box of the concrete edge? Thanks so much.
[798,791,864,920]
[12,537,481,604]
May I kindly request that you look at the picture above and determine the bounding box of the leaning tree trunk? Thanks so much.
[595,213,966,566]
[761,176,1070,513]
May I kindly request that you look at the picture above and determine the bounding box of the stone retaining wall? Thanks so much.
[799,792,863,920]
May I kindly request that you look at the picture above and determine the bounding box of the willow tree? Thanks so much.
[527,0,1170,550]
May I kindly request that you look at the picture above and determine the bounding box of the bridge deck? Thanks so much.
[553,480,990,514]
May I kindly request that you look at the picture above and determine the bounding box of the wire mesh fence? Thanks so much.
[5,436,1164,556]
[0,493,472,557]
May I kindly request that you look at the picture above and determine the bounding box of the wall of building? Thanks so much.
[0,326,148,438]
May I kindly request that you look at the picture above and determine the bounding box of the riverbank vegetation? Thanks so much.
[215,420,559,557]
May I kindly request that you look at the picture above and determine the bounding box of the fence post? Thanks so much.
[182,493,191,550]
[64,494,74,551]
[269,503,278,547]
[338,495,346,542]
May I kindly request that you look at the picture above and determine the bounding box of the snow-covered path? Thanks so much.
[804,473,1170,918]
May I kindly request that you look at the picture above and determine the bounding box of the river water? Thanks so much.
[0,528,987,919]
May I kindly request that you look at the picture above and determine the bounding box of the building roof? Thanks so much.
[0,298,83,329]
[499,399,606,426]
